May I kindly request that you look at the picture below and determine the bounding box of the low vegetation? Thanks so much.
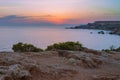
[12,42,43,52]
[46,41,83,51]
[102,45,120,52]
[115,47,120,52]
[12,41,83,52]
[12,42,120,53]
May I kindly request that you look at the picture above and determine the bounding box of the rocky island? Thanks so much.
[68,21,120,35]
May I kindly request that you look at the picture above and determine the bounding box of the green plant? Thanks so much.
[12,42,43,52]
[115,47,120,52]
[109,45,115,51]
[102,45,120,52]
[46,41,83,51]
[102,49,111,53]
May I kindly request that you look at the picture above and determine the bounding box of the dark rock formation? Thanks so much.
[98,31,105,34]
[68,21,120,35]
[109,28,120,35]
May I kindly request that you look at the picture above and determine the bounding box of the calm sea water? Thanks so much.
[0,26,120,51]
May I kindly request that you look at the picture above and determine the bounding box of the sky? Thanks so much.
[0,0,120,25]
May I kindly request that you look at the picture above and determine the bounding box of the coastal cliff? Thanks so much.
[0,49,120,80]
[68,21,120,35]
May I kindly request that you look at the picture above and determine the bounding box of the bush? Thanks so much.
[115,47,120,52]
[102,46,120,52]
[46,41,83,51]
[12,42,43,52]
[102,49,111,53]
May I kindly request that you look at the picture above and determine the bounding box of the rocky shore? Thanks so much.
[68,21,120,35]
[0,49,120,80]
[109,28,120,35]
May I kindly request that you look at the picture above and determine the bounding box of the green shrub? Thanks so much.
[12,42,43,52]
[109,45,116,51]
[116,47,120,52]
[102,49,111,53]
[46,41,83,51]
[102,46,120,52]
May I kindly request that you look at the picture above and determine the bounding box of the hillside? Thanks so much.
[68,21,120,35]
[0,49,120,80]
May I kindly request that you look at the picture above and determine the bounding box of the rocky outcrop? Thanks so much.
[58,50,103,68]
[92,75,120,80]
[0,50,120,80]
[0,64,32,80]
[109,28,120,35]
[67,21,120,35]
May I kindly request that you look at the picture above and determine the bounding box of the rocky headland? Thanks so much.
[0,49,120,80]
[68,21,120,35]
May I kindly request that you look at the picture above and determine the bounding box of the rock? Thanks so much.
[66,51,104,68]
[68,58,77,65]
[0,50,120,80]
[68,21,120,36]
[0,64,32,80]
[92,75,120,80]
[83,48,102,55]
[98,31,105,34]
[68,58,76,63]
[0,66,8,74]
[17,70,32,80]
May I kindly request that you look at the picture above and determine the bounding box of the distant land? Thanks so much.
[67,21,120,35]
[0,15,73,26]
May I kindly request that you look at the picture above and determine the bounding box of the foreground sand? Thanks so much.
[0,50,120,80]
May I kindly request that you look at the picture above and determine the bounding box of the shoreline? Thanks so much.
[67,21,120,35]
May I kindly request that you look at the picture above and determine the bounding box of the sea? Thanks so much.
[0,26,120,51]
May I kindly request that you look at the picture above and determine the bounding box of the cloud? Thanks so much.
[26,15,55,20]
[0,15,82,26]
[0,15,57,26]
[0,15,26,19]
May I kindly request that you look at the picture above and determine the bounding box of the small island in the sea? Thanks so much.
[67,21,120,35]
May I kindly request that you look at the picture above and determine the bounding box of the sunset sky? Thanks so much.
[0,0,120,25]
